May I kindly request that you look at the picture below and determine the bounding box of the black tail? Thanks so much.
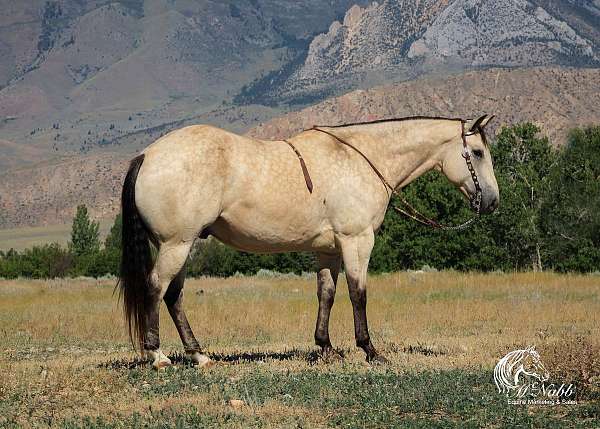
[119,154,152,350]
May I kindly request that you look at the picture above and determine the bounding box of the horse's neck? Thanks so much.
[333,120,457,190]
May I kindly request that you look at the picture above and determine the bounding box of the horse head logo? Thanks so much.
[494,346,550,394]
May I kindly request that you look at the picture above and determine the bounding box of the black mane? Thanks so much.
[315,115,465,129]
[312,115,491,146]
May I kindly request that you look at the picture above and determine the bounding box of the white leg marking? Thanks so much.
[145,349,172,369]
[187,351,213,368]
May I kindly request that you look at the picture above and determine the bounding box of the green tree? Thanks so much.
[187,239,238,277]
[105,213,122,251]
[542,126,600,272]
[186,238,316,277]
[68,204,101,275]
[489,123,559,271]
[99,213,122,275]
[69,204,100,257]
[0,244,72,279]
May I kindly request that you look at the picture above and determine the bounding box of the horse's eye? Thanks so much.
[473,149,484,158]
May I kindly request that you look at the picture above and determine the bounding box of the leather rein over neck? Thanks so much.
[310,121,483,231]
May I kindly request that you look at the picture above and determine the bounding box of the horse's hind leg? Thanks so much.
[144,241,192,369]
[164,269,211,367]
[314,253,341,358]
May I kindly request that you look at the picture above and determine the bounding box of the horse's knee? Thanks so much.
[148,271,164,299]
[349,286,366,307]
[317,286,335,306]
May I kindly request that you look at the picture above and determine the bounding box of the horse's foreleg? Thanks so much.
[314,253,341,357]
[144,242,192,369]
[338,231,387,363]
[164,270,211,368]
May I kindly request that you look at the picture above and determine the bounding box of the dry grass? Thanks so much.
[0,272,599,427]
[0,221,113,251]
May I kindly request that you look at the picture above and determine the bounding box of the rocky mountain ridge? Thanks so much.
[245,0,600,103]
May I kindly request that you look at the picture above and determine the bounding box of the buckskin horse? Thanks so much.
[119,115,499,368]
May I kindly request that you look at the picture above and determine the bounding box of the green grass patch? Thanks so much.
[108,366,598,428]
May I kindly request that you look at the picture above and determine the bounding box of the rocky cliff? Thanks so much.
[249,0,600,103]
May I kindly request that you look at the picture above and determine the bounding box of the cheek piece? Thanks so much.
[461,124,483,214]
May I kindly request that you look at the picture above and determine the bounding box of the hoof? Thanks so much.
[367,354,390,365]
[145,349,172,370]
[188,351,213,368]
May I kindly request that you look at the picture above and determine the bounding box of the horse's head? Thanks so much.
[439,114,499,214]
[520,346,550,382]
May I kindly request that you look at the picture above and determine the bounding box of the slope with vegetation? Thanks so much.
[0,0,370,170]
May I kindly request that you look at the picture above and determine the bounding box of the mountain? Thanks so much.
[2,0,599,171]
[242,0,600,104]
[0,0,370,171]
[1,1,600,230]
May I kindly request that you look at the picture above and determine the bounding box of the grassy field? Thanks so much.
[1,272,599,428]
[0,221,113,252]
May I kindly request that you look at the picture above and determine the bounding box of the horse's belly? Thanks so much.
[207,213,336,253]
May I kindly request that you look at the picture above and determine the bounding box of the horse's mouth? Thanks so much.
[459,186,469,199]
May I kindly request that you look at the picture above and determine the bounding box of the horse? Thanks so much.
[494,346,550,394]
[118,114,499,369]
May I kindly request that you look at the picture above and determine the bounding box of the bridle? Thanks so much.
[310,120,483,231]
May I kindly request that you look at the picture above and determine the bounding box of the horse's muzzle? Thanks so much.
[479,191,499,214]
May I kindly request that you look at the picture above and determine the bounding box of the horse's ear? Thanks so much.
[467,114,495,133]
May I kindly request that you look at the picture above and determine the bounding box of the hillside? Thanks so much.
[2,0,600,173]
[0,0,370,171]
[1,66,598,229]
[248,67,600,143]
[1,1,600,231]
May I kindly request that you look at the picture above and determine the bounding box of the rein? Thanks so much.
[311,122,482,231]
